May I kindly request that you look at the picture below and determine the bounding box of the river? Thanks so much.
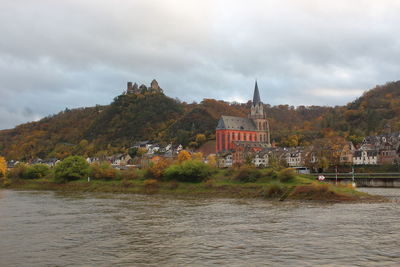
[0,188,399,267]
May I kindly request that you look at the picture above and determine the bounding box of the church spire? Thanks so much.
[253,80,261,105]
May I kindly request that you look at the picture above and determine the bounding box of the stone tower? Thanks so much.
[249,81,270,144]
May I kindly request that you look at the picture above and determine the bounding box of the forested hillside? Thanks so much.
[0,81,399,160]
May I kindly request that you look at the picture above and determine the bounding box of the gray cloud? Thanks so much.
[1,0,400,129]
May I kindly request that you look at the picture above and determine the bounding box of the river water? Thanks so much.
[0,188,399,267]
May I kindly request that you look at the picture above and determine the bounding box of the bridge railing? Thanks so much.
[313,173,400,179]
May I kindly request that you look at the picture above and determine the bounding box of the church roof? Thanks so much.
[253,81,261,105]
[216,116,257,131]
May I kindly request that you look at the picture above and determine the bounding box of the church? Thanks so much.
[215,82,271,153]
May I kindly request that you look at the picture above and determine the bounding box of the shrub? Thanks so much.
[120,168,138,180]
[164,159,212,183]
[24,164,51,179]
[235,167,262,183]
[143,179,158,187]
[8,163,28,179]
[278,168,296,182]
[90,162,118,180]
[55,156,90,182]
[147,157,169,179]
[264,168,278,179]
[223,168,236,177]
[266,183,285,197]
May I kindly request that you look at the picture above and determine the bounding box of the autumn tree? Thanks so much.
[148,156,169,179]
[195,134,206,145]
[0,156,6,178]
[206,154,217,167]
[178,150,191,163]
[192,152,203,161]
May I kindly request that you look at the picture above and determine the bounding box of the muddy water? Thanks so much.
[0,189,399,267]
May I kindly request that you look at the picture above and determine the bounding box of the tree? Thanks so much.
[207,154,217,167]
[0,156,6,178]
[148,156,169,179]
[137,148,147,157]
[318,157,329,172]
[90,162,117,180]
[54,156,90,182]
[128,147,138,158]
[192,152,203,161]
[164,159,212,182]
[178,150,191,163]
[195,134,206,145]
[24,164,50,179]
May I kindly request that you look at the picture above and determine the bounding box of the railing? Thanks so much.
[314,173,400,179]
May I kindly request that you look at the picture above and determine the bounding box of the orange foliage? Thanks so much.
[178,150,191,163]
[149,156,169,179]
[0,156,6,177]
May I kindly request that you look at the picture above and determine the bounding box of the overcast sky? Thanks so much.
[1,0,400,130]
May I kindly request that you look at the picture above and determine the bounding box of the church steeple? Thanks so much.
[253,81,261,105]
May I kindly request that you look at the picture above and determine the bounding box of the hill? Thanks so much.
[0,80,399,160]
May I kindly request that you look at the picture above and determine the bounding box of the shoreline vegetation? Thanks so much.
[0,156,384,203]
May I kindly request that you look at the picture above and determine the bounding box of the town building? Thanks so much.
[215,82,271,153]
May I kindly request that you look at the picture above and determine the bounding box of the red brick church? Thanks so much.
[216,82,271,153]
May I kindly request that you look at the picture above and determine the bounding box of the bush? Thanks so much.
[266,183,285,197]
[278,168,296,183]
[164,159,212,183]
[90,162,118,180]
[147,157,169,179]
[120,168,138,180]
[24,164,51,179]
[8,163,28,179]
[55,156,90,182]
[223,168,236,177]
[264,168,278,179]
[235,167,262,183]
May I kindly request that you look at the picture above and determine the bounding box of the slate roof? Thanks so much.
[216,116,257,131]
[253,81,261,105]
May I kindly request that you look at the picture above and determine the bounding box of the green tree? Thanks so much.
[24,164,50,179]
[164,159,212,183]
[55,156,89,182]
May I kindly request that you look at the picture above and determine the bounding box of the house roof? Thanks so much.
[253,81,261,105]
[216,116,257,131]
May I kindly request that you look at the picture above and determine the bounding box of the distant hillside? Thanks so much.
[1,80,399,160]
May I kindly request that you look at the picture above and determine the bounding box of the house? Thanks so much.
[353,149,378,165]
[6,160,19,169]
[378,142,399,165]
[218,154,233,168]
[285,148,304,167]
[252,150,269,167]
[339,142,355,164]
[42,158,59,167]
[231,141,271,166]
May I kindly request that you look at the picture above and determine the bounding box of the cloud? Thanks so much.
[0,0,400,129]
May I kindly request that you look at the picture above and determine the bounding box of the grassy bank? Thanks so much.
[1,169,384,203]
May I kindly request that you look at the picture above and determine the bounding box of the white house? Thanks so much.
[218,154,233,168]
[252,152,269,167]
[353,149,378,165]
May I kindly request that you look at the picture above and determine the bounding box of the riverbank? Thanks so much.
[2,175,385,203]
